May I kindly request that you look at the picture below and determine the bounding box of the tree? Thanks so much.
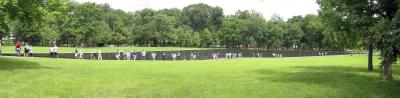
[219,17,243,48]
[0,1,10,45]
[318,0,400,80]
[201,28,213,47]
[318,0,378,72]
[182,3,224,32]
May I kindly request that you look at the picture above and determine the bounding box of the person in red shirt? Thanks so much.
[15,41,21,56]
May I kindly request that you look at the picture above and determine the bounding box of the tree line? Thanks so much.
[0,0,353,51]
[0,0,399,80]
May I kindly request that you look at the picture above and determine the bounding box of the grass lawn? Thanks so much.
[0,46,211,53]
[0,55,399,97]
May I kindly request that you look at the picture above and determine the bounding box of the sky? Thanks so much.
[73,0,320,20]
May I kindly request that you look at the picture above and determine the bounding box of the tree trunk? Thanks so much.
[368,43,373,71]
[382,62,393,80]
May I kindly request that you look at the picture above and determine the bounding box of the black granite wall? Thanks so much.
[1,49,348,60]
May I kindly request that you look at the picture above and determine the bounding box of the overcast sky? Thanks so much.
[73,0,319,20]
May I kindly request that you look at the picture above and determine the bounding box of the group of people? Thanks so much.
[49,45,59,58]
[212,52,243,59]
[74,48,84,59]
[272,53,283,58]
[14,41,34,57]
[90,49,103,60]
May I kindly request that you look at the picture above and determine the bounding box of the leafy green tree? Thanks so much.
[182,3,224,32]
[219,17,244,48]
[318,0,399,80]
[201,28,213,47]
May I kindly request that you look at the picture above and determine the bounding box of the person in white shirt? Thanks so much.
[171,53,177,61]
[49,47,54,58]
[97,49,102,60]
[79,48,84,59]
[125,50,131,60]
[141,50,146,60]
[115,50,120,60]
[151,52,156,61]
[53,45,58,58]
[24,44,29,57]
[28,44,33,57]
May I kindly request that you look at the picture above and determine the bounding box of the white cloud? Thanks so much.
[73,0,319,20]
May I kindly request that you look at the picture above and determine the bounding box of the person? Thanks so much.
[162,52,166,60]
[79,48,84,59]
[24,43,29,57]
[124,50,131,60]
[171,53,177,61]
[132,50,137,60]
[151,52,156,61]
[97,49,102,60]
[115,50,121,60]
[177,53,181,60]
[190,53,194,60]
[28,44,33,57]
[15,41,21,56]
[49,47,54,58]
[91,51,97,60]
[74,48,79,58]
[212,53,216,59]
[193,54,197,60]
[141,50,146,60]
[53,45,58,58]
[0,42,2,56]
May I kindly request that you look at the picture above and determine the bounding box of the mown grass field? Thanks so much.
[0,55,399,97]
[0,46,211,53]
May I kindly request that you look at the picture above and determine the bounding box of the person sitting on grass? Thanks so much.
[28,44,33,57]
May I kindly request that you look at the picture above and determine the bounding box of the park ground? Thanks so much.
[0,55,399,97]
[0,46,211,53]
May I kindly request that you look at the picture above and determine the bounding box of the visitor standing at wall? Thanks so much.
[15,41,21,56]
[29,44,33,57]
[141,50,146,60]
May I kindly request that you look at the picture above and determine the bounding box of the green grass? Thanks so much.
[0,46,211,53]
[0,55,399,97]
